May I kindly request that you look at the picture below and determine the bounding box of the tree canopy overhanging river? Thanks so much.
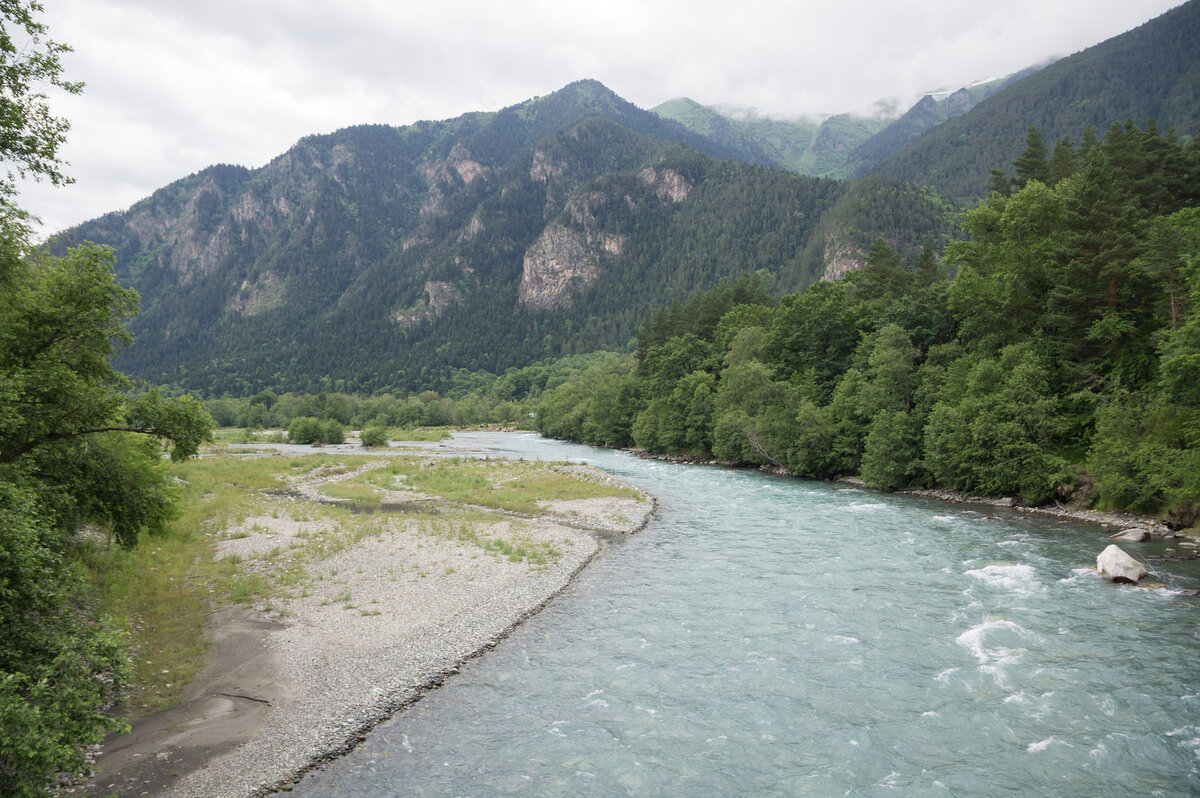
[291,432,1200,797]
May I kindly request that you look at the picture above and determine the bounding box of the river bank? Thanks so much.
[285,432,1200,798]
[73,448,653,798]
[630,446,1195,542]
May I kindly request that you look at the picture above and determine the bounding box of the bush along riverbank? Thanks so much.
[536,121,1200,536]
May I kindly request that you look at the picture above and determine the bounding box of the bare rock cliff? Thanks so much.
[638,167,692,202]
[519,223,600,309]
[819,231,868,282]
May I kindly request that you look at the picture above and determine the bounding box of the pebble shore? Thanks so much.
[95,453,653,798]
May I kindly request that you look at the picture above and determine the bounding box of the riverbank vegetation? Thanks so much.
[537,121,1200,529]
[0,4,216,792]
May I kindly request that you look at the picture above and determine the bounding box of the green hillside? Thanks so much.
[868,0,1200,199]
[652,100,884,177]
[60,82,950,396]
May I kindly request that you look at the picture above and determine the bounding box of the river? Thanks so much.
[291,432,1200,797]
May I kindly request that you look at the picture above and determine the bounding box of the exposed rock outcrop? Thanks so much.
[519,224,599,309]
[395,281,461,327]
[228,272,284,316]
[530,145,566,182]
[638,167,692,202]
[1096,544,1148,584]
[564,191,626,255]
[819,233,868,282]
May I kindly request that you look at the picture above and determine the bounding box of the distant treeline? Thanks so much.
[200,352,623,431]
[535,121,1200,527]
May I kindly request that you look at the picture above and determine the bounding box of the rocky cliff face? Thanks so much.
[395,280,462,326]
[638,167,692,202]
[519,223,600,309]
[819,233,868,282]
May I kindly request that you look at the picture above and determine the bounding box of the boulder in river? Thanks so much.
[1096,544,1148,584]
[1106,527,1151,542]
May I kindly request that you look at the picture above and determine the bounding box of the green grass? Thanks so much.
[418,512,565,567]
[388,458,641,513]
[81,449,624,713]
[78,452,373,711]
[389,426,453,442]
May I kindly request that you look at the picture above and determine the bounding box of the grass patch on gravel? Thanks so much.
[374,457,640,514]
[80,452,379,712]
[418,511,567,567]
[85,450,614,713]
[77,453,301,713]
[389,426,452,442]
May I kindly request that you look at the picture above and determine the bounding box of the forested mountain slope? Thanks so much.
[652,72,1029,179]
[867,0,1200,199]
[59,81,952,395]
[538,122,1200,524]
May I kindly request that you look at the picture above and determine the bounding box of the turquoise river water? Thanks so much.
[292,432,1200,797]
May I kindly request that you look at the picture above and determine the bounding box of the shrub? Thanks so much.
[360,425,389,448]
[287,417,321,445]
[319,419,345,445]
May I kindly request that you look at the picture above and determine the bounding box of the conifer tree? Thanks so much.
[1012,126,1051,188]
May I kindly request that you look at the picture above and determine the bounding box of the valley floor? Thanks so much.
[72,442,653,798]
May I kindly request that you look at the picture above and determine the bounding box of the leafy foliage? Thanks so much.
[538,121,1200,525]
[0,5,212,791]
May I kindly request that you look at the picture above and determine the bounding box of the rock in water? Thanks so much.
[1106,527,1151,542]
[1096,544,1148,584]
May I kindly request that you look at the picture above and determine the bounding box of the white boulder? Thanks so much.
[1096,544,1148,584]
[1106,527,1151,542]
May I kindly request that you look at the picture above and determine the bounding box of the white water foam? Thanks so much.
[955,619,1039,686]
[1027,736,1070,753]
[1167,727,1200,758]
[965,563,1041,594]
[935,667,959,683]
[1059,567,1099,586]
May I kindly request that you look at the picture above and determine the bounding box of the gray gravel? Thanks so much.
[161,463,652,798]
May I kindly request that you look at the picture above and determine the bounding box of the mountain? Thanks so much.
[651,70,1030,180]
[848,69,1040,169]
[652,99,888,177]
[60,81,952,395]
[867,0,1200,199]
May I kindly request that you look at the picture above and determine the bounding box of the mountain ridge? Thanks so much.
[866,0,1200,198]
[60,84,950,394]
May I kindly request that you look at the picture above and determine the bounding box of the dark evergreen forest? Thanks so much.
[537,122,1200,525]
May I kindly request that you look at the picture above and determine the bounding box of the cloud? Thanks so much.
[16,0,1185,236]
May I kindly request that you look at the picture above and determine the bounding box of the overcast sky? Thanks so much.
[18,0,1185,237]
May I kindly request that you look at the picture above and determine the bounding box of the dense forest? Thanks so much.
[60,84,954,396]
[868,0,1200,200]
[537,121,1200,526]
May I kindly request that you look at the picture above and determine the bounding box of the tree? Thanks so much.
[360,423,389,448]
[0,0,82,210]
[0,5,211,792]
[287,416,321,444]
[1049,137,1077,185]
[1012,126,1051,189]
